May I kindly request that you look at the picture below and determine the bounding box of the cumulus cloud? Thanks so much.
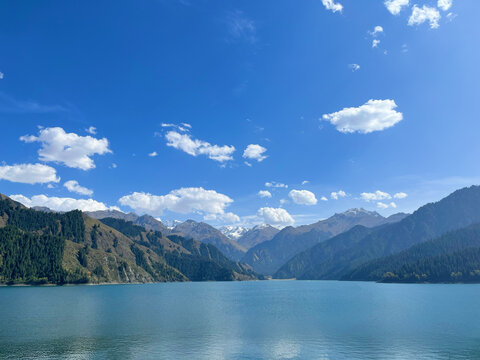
[322,0,343,13]
[384,0,409,15]
[438,0,452,11]
[288,189,317,205]
[322,99,403,134]
[20,127,112,170]
[372,39,381,48]
[370,26,384,36]
[377,201,397,209]
[408,5,441,29]
[148,151,158,157]
[119,187,234,218]
[321,196,328,201]
[64,180,93,196]
[331,190,346,200]
[257,207,294,227]
[265,181,288,188]
[394,192,408,199]
[243,144,268,162]
[204,212,240,223]
[165,131,235,162]
[360,190,391,202]
[258,190,272,198]
[301,180,309,185]
[11,194,114,212]
[349,64,360,72]
[0,163,60,184]
[85,126,97,135]
[0,72,4,79]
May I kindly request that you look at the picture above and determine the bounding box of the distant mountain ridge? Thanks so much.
[275,185,480,280]
[242,208,407,275]
[86,210,169,233]
[237,224,280,250]
[220,225,249,240]
[171,220,247,261]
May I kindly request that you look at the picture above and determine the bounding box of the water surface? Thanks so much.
[1,281,480,359]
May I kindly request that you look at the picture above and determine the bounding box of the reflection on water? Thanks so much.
[1,281,480,359]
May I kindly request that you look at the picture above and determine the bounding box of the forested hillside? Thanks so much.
[0,195,259,285]
[275,186,480,280]
[344,222,480,283]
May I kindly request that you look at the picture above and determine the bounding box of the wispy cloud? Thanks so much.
[0,93,68,114]
[225,10,257,44]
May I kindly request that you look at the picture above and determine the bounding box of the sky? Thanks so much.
[1,0,479,228]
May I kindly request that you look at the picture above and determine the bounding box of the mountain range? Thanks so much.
[4,185,480,285]
[275,185,480,281]
[0,195,259,285]
[241,208,408,275]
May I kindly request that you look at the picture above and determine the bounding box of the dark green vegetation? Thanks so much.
[344,222,480,283]
[0,195,258,285]
[275,186,480,282]
[243,209,405,275]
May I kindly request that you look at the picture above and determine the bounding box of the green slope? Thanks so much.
[344,222,480,282]
[0,195,258,285]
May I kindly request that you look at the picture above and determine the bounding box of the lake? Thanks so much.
[1,280,479,359]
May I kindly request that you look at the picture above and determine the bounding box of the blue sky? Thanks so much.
[1,0,478,227]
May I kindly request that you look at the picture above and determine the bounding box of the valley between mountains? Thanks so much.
[2,185,480,285]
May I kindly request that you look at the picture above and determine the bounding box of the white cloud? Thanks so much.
[165,131,235,162]
[265,181,288,188]
[322,0,343,13]
[331,190,346,200]
[301,180,309,185]
[408,5,441,29]
[119,187,234,217]
[372,39,381,48]
[20,127,112,170]
[370,26,384,36]
[148,151,158,157]
[64,180,93,196]
[11,194,113,212]
[85,126,97,135]
[320,196,328,201]
[0,72,4,79]
[348,64,360,72]
[0,163,60,184]
[161,123,191,132]
[446,12,457,22]
[288,189,317,205]
[257,207,294,227]
[384,0,409,15]
[393,192,408,199]
[322,99,403,134]
[258,190,272,198]
[377,201,397,209]
[243,144,267,162]
[360,190,391,202]
[438,0,452,11]
[205,212,240,223]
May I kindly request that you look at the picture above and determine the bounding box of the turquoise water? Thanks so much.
[1,281,480,359]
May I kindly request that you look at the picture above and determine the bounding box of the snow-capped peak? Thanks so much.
[220,225,249,240]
